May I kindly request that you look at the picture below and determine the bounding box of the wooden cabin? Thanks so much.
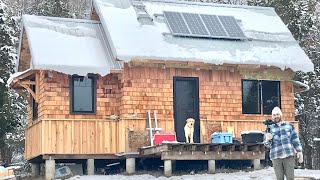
[9,0,312,178]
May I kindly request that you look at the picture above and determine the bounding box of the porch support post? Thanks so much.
[164,160,172,177]
[253,159,261,170]
[45,159,55,180]
[87,159,94,175]
[31,163,40,177]
[126,158,135,174]
[208,160,216,174]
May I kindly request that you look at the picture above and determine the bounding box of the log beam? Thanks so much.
[161,151,265,160]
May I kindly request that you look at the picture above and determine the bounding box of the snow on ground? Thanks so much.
[67,167,320,180]
[0,166,7,173]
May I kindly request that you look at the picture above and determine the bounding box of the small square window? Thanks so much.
[70,75,96,113]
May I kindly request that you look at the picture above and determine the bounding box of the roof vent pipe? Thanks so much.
[131,0,154,25]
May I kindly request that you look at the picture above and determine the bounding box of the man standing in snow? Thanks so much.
[264,106,303,180]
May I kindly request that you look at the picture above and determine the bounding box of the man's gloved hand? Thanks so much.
[265,133,273,142]
[297,152,303,163]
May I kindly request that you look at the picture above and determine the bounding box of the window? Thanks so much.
[242,80,281,114]
[242,80,260,114]
[31,85,38,119]
[261,81,281,114]
[70,75,96,113]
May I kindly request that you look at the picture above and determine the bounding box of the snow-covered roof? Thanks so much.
[93,0,314,72]
[20,15,123,76]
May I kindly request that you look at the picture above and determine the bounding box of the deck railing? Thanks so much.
[25,118,299,160]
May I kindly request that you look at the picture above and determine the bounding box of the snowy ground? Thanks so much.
[67,167,320,180]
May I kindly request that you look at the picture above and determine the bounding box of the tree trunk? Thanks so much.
[0,138,13,166]
[313,140,320,169]
[304,144,313,169]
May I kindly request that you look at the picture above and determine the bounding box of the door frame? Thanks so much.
[173,76,200,142]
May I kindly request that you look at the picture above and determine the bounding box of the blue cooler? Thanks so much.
[211,132,233,143]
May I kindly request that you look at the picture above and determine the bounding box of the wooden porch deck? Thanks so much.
[31,142,265,160]
[139,142,265,160]
[28,142,266,177]
[139,142,265,176]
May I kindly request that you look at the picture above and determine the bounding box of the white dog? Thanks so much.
[184,118,195,143]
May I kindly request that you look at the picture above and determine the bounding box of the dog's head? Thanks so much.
[186,118,195,127]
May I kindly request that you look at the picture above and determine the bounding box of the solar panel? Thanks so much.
[163,11,190,36]
[182,13,209,36]
[218,15,246,39]
[163,11,246,40]
[200,14,228,37]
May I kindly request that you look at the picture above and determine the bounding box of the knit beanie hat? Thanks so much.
[272,107,282,116]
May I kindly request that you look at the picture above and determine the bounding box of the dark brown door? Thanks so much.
[173,77,200,143]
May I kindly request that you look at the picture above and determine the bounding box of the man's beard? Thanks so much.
[274,117,281,123]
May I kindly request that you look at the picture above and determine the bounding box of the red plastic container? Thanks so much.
[154,133,176,145]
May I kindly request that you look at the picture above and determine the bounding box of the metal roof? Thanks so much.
[92,0,313,72]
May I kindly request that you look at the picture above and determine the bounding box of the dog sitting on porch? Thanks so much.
[184,118,195,143]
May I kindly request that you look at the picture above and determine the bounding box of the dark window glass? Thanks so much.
[242,80,260,114]
[32,85,38,119]
[242,80,281,115]
[71,76,95,113]
[262,81,280,114]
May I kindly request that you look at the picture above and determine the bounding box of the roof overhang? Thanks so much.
[8,69,38,104]
[8,69,34,88]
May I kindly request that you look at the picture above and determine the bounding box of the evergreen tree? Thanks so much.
[246,0,315,42]
[68,0,92,19]
[0,1,16,139]
[43,0,69,17]
[294,10,320,169]
[5,0,91,19]
[0,0,26,165]
[23,0,69,18]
